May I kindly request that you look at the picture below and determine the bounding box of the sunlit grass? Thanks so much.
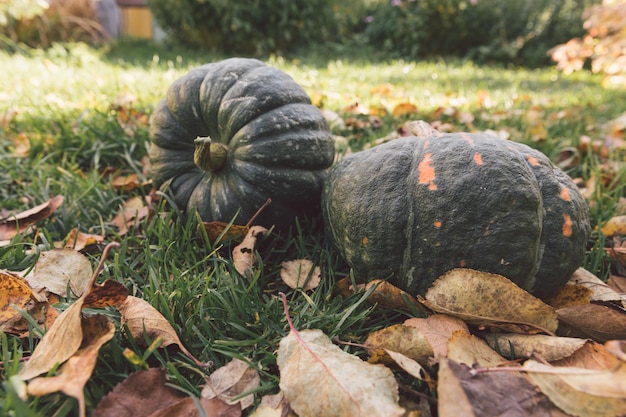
[0,39,624,416]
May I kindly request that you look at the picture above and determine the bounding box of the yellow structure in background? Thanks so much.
[117,0,154,39]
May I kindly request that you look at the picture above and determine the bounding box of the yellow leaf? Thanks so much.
[524,360,626,417]
[602,215,626,237]
[446,331,506,368]
[364,324,433,365]
[483,333,588,362]
[392,102,418,117]
[418,268,558,334]
[0,270,35,332]
[27,315,115,417]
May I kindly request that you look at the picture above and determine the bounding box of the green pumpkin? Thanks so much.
[149,58,335,229]
[322,131,590,298]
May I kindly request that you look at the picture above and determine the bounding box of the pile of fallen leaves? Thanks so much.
[2,198,626,416]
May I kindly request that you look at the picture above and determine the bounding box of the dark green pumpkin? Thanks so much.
[149,58,335,229]
[322,132,590,298]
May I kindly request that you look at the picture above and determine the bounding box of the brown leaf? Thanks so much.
[404,314,470,360]
[419,269,558,334]
[482,333,588,362]
[24,248,93,297]
[82,279,128,308]
[109,196,152,236]
[232,226,267,278]
[277,328,404,417]
[566,268,624,305]
[0,195,64,241]
[201,358,260,410]
[280,259,321,291]
[27,315,115,417]
[0,270,36,332]
[524,360,626,417]
[149,397,241,417]
[556,303,626,342]
[545,284,592,309]
[93,368,187,417]
[63,228,105,252]
[384,349,428,382]
[111,173,150,192]
[608,270,626,294]
[438,358,554,417]
[199,221,250,244]
[9,294,60,338]
[447,331,507,368]
[364,324,433,365]
[364,280,425,313]
[251,392,294,417]
[551,341,622,370]
[118,295,206,367]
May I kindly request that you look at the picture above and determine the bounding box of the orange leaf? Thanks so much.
[392,102,418,117]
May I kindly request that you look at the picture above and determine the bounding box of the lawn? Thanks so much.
[1,39,625,416]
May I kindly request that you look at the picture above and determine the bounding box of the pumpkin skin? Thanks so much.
[149,58,335,229]
[322,132,590,298]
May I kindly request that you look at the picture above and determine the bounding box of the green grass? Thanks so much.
[1,39,625,416]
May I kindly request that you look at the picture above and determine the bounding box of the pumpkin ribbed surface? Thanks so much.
[149,58,335,229]
[322,133,590,298]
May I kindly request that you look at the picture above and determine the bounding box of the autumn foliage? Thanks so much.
[551,1,626,87]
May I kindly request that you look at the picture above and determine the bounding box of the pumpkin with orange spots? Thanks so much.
[322,132,590,298]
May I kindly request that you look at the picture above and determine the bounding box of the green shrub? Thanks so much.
[146,0,363,55]
[362,0,599,66]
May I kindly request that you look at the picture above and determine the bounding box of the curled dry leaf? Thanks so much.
[118,295,206,367]
[552,341,622,370]
[232,225,267,278]
[404,314,470,360]
[92,368,186,417]
[419,269,558,334]
[201,358,260,410]
[25,248,93,297]
[199,221,250,244]
[27,315,115,417]
[438,359,555,417]
[565,268,624,306]
[63,228,105,252]
[280,259,321,291]
[0,195,64,242]
[364,324,433,365]
[482,333,588,362]
[524,360,626,417]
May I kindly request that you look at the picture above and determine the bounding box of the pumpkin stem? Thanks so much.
[194,136,229,172]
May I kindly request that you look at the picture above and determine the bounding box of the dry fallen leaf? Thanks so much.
[118,295,206,367]
[25,248,93,297]
[602,215,626,237]
[92,368,187,417]
[277,294,403,417]
[524,360,626,417]
[364,323,433,365]
[446,331,506,368]
[201,358,260,410]
[404,314,470,360]
[419,269,558,334]
[280,259,321,291]
[0,270,35,332]
[149,397,241,417]
[364,280,425,313]
[556,303,626,342]
[482,333,588,362]
[0,195,64,242]
[552,340,622,370]
[27,315,115,417]
[199,221,250,244]
[232,226,267,278]
[250,392,295,417]
[109,196,152,236]
[438,358,555,417]
[63,228,105,252]
[564,268,624,306]
[384,349,428,382]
